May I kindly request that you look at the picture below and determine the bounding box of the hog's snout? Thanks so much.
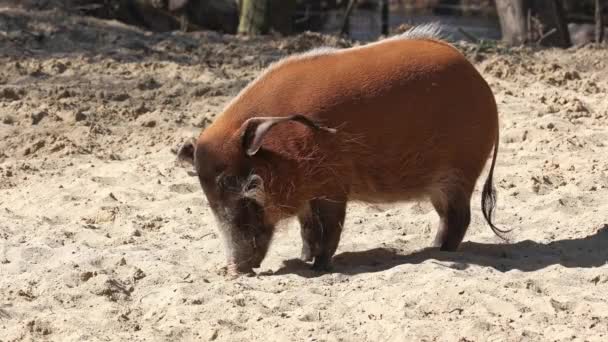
[226,237,268,272]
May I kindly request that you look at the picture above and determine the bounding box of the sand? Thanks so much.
[1,6,608,342]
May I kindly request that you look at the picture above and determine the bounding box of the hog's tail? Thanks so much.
[481,131,511,240]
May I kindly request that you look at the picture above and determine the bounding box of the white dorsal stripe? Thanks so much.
[221,23,444,114]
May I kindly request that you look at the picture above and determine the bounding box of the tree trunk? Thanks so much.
[495,0,527,45]
[238,0,295,35]
[238,0,270,35]
[495,0,571,47]
[340,0,357,36]
[381,0,389,35]
[596,0,605,43]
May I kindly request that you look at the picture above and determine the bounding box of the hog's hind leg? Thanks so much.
[430,184,472,251]
[298,198,347,271]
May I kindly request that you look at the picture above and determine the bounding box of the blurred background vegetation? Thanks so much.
[7,0,606,46]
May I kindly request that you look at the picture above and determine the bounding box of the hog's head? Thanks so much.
[177,115,336,275]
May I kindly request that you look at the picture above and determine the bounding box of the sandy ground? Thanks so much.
[2,6,608,342]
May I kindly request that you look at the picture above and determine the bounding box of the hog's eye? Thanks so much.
[216,174,240,192]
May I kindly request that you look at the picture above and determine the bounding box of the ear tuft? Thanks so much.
[242,174,265,204]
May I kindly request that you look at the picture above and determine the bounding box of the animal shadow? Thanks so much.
[273,224,608,277]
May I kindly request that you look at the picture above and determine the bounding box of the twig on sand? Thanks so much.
[86,121,98,138]
[139,290,160,303]
[0,308,11,320]
[200,232,215,239]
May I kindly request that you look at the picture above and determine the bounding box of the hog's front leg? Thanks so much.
[298,205,322,262]
[298,198,347,271]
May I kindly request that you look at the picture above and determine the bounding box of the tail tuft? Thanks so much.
[481,136,512,240]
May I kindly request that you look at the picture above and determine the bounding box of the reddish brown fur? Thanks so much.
[189,30,500,272]
[198,38,497,217]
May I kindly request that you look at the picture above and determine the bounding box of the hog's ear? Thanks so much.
[242,174,265,204]
[176,138,196,166]
[241,115,337,156]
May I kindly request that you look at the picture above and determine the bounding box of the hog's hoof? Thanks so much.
[301,244,318,262]
[222,263,255,278]
[300,251,314,263]
[311,256,332,272]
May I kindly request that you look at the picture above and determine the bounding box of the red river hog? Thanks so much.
[177,23,508,275]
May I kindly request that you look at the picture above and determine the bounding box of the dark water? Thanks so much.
[319,9,502,42]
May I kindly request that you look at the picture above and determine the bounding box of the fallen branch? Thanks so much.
[458,27,480,43]
[537,28,557,46]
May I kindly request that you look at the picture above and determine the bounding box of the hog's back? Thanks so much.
[225,38,498,201]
